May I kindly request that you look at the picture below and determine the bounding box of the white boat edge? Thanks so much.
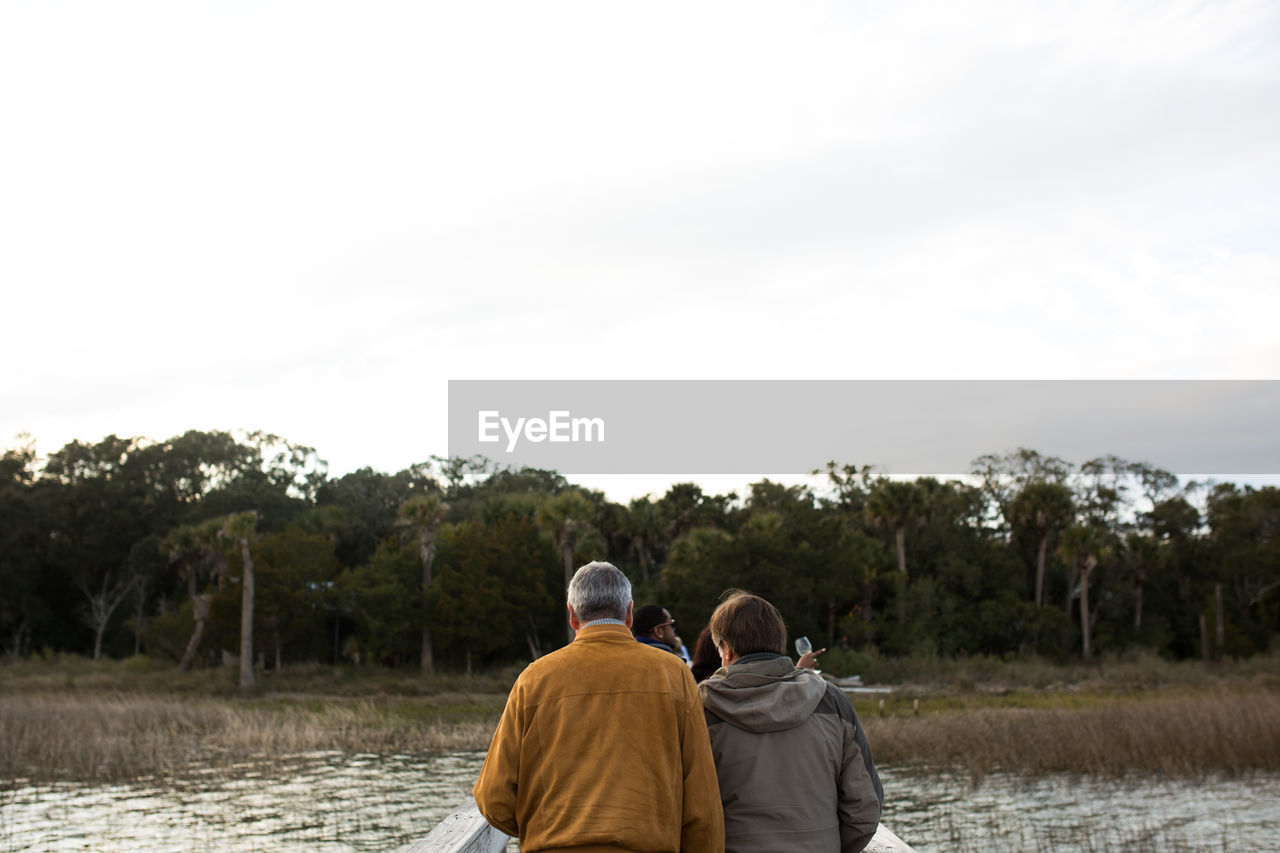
[401,799,916,853]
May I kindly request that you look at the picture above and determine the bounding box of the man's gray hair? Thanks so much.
[567,561,632,622]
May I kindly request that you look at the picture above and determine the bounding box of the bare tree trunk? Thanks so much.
[894,526,907,577]
[1214,583,1225,659]
[1035,534,1049,608]
[1064,556,1079,617]
[420,531,437,675]
[133,580,146,656]
[895,572,907,626]
[1079,556,1096,657]
[80,575,135,661]
[632,535,651,586]
[420,615,434,674]
[239,538,255,688]
[1134,574,1145,630]
[179,594,211,673]
[5,619,29,660]
[1200,612,1210,662]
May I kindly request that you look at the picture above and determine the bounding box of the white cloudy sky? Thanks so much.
[3,1,1278,500]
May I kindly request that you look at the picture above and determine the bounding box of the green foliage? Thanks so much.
[141,599,196,663]
[248,527,340,664]
[7,433,1280,669]
[335,539,420,665]
[430,514,561,666]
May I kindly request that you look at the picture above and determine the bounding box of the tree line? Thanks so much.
[2,432,1277,680]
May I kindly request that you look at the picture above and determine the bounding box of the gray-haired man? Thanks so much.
[474,561,724,852]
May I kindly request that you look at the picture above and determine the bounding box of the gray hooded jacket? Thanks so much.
[699,654,883,853]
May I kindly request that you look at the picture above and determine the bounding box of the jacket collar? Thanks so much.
[573,622,637,642]
[715,652,796,679]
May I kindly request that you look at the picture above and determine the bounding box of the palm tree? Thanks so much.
[864,480,925,579]
[864,480,926,626]
[625,497,661,586]
[537,490,596,642]
[161,518,225,673]
[220,511,259,688]
[1059,523,1108,657]
[398,495,449,675]
[1120,532,1159,631]
[1009,481,1075,608]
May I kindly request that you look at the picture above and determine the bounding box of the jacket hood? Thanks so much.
[699,654,829,733]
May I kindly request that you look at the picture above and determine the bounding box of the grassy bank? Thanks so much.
[0,655,513,784]
[3,653,1278,784]
[862,686,1280,780]
[0,653,522,697]
[0,691,505,783]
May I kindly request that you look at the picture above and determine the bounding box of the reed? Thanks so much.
[0,691,503,783]
[4,654,1279,785]
[862,685,1280,779]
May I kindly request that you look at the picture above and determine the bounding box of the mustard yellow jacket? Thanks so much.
[474,622,725,852]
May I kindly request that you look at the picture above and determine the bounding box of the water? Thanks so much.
[3,753,1277,852]
[878,767,1280,851]
[0,752,479,853]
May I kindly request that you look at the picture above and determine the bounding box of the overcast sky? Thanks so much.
[3,1,1277,501]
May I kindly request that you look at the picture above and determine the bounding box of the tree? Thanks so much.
[315,465,438,568]
[252,527,340,668]
[78,570,136,660]
[0,442,42,658]
[623,497,662,586]
[664,527,742,633]
[1008,481,1075,608]
[398,494,449,674]
[160,518,226,672]
[220,511,259,688]
[121,534,166,656]
[537,489,596,642]
[864,479,927,626]
[335,539,420,665]
[864,480,926,579]
[971,448,1071,529]
[430,514,560,671]
[1207,485,1280,654]
[656,483,740,543]
[1075,455,1130,528]
[1059,523,1109,657]
[1119,531,1159,632]
[814,461,878,515]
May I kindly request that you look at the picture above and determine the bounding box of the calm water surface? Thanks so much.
[3,752,1277,852]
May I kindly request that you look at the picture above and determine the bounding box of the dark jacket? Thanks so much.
[636,634,679,654]
[699,654,883,853]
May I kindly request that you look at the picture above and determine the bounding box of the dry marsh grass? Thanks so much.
[4,653,1279,785]
[863,686,1280,779]
[0,692,504,784]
